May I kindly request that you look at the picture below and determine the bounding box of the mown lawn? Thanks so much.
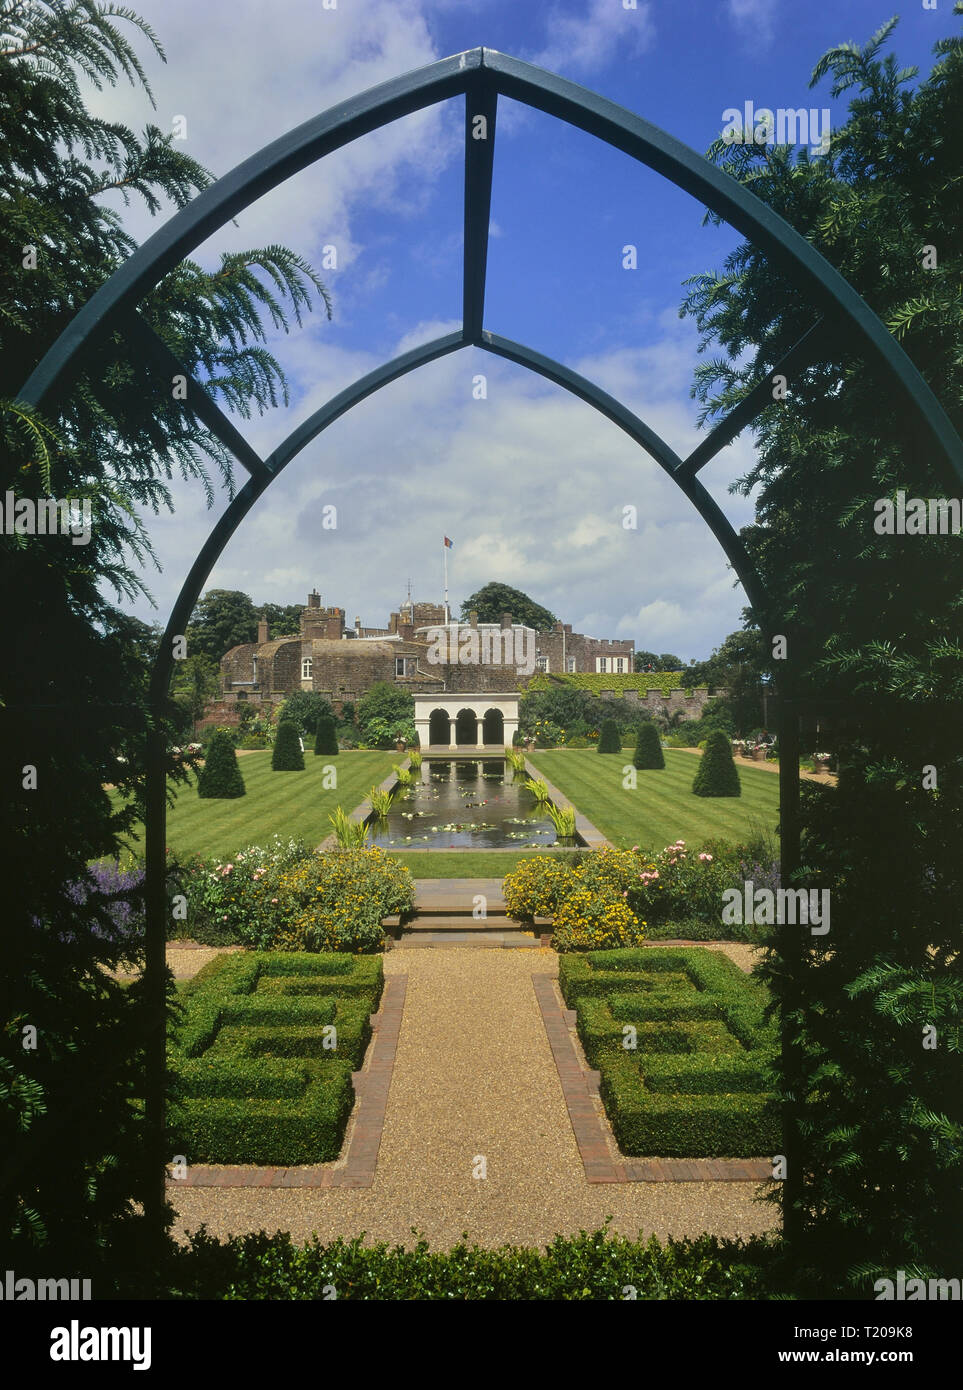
[387,850,578,878]
[112,750,396,860]
[527,748,780,851]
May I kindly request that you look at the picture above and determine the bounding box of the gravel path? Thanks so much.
[172,948,777,1250]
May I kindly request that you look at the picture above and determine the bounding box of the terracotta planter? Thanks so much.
[752,746,767,760]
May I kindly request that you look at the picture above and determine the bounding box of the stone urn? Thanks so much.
[395,738,406,753]
[752,745,767,761]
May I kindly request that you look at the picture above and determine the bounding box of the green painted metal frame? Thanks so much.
[17,47,963,1241]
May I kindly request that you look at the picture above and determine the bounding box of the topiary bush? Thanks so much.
[633,721,665,769]
[272,720,304,771]
[197,730,246,799]
[692,729,740,797]
[597,718,621,754]
[314,713,339,756]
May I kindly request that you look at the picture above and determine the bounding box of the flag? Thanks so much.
[444,536,454,549]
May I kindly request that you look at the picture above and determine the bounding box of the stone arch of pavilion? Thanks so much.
[415,693,519,750]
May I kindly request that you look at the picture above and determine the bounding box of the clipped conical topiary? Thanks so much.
[314,713,339,756]
[692,728,741,797]
[597,718,621,754]
[197,730,245,799]
[272,719,304,771]
[633,721,665,769]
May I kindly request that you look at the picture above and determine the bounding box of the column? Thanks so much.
[449,717,457,749]
[476,709,485,747]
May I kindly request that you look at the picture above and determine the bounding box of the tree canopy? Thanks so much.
[0,0,328,1284]
[682,11,963,1287]
[634,651,683,673]
[459,582,557,630]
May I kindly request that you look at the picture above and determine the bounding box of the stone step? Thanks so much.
[412,902,507,917]
[404,914,515,932]
[394,930,543,950]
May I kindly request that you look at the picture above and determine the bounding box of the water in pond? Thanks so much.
[367,760,561,849]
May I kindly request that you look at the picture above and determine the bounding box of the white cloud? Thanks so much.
[133,321,756,661]
[72,0,757,660]
[528,0,655,78]
[80,0,457,271]
[725,0,777,46]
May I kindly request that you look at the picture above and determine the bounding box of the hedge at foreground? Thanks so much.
[168,952,382,1164]
[559,947,778,1157]
[166,1227,783,1300]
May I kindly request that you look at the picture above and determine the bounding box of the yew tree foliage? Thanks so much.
[691,729,739,797]
[0,1,327,1282]
[197,730,245,798]
[596,718,620,754]
[271,720,304,771]
[633,720,665,770]
[683,13,963,1288]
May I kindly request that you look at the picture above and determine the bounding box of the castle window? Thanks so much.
[566,656,576,673]
[301,658,313,680]
[535,655,549,673]
[596,657,607,673]
[395,657,415,677]
[615,656,627,674]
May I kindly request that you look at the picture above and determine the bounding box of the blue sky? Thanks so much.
[83,0,952,659]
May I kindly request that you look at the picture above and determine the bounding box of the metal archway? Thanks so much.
[19,47,963,1232]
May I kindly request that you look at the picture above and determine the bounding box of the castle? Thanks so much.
[217,589,636,715]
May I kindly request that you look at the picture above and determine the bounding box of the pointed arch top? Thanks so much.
[17,44,963,695]
[20,45,961,1239]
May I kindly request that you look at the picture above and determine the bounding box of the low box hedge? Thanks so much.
[168,951,383,1163]
[599,1052,779,1157]
[563,946,778,1157]
[170,1064,354,1165]
[559,948,688,1002]
[206,997,372,1069]
[639,1053,769,1094]
[257,954,384,1007]
[218,994,338,1029]
[176,1056,312,1100]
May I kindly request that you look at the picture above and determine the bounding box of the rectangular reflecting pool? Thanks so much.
[366,759,564,849]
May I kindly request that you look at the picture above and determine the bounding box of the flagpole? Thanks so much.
[443,539,449,624]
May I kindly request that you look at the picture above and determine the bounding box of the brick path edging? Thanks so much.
[532,974,772,1184]
[167,975,406,1188]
